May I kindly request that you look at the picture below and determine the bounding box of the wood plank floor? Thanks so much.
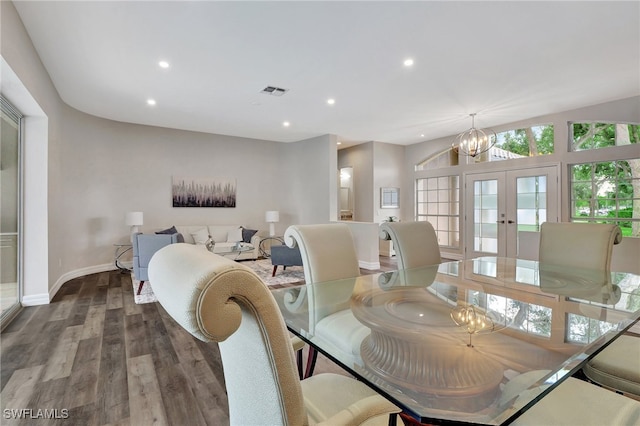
[0,258,397,425]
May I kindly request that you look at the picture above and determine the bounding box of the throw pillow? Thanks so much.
[242,227,258,243]
[156,226,178,234]
[191,228,211,245]
[226,228,243,243]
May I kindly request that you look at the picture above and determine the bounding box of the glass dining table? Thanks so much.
[269,257,640,425]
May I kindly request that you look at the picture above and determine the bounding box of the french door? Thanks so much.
[465,166,558,258]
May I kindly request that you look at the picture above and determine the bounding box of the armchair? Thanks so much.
[148,243,399,425]
[132,232,181,295]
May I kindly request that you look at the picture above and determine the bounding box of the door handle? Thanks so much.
[496,220,505,224]
[508,220,515,224]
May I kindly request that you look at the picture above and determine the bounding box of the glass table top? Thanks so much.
[270,257,640,425]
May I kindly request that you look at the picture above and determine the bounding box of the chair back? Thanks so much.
[132,232,180,281]
[284,223,361,283]
[539,222,622,271]
[148,243,305,426]
[379,221,441,270]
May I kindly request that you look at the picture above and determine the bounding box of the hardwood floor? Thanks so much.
[0,258,397,425]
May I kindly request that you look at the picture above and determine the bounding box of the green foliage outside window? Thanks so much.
[572,123,639,151]
[570,122,640,238]
[495,125,554,157]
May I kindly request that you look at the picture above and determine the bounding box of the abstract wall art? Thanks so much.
[172,176,236,208]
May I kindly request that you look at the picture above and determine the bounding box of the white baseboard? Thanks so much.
[359,260,381,270]
[21,293,51,306]
[46,263,117,305]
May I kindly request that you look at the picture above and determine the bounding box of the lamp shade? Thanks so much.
[265,211,280,223]
[125,211,144,226]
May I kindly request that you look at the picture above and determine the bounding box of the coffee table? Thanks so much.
[210,243,254,259]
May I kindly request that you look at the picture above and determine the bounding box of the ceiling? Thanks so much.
[12,1,640,147]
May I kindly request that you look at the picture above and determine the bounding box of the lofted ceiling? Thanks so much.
[11,1,640,147]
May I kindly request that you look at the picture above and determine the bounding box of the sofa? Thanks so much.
[174,225,263,260]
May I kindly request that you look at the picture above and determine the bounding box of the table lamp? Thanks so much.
[265,210,279,237]
[125,211,144,241]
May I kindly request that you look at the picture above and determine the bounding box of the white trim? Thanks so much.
[21,293,50,306]
[45,263,116,304]
[359,260,380,270]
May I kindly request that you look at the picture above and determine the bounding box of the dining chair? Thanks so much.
[538,222,640,398]
[538,222,622,270]
[284,223,365,378]
[501,370,640,425]
[379,221,441,270]
[148,243,400,426]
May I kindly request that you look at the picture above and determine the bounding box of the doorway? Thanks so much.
[464,166,558,258]
[1,97,22,323]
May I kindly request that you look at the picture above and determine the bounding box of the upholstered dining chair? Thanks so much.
[379,221,441,270]
[538,222,622,271]
[284,223,365,378]
[538,222,640,398]
[501,370,640,425]
[148,243,400,426]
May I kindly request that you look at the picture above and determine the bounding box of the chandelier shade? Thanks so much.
[453,113,497,158]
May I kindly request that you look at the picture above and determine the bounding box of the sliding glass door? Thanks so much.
[1,97,22,324]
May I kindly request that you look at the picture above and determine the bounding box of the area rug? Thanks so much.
[129,259,303,304]
[242,258,305,286]
[131,276,158,304]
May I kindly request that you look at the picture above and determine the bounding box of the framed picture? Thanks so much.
[380,187,399,208]
[172,176,236,207]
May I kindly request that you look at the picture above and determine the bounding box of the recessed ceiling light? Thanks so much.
[403,58,414,67]
[158,60,170,69]
[147,99,157,106]
[337,141,342,145]
[283,121,290,127]
[420,134,425,137]
[327,98,335,105]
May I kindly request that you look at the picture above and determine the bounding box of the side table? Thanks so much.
[259,236,284,258]
[114,243,133,273]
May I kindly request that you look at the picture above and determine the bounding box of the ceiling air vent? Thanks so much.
[261,86,289,96]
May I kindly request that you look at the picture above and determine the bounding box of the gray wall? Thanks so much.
[2,0,338,299]
[338,142,373,222]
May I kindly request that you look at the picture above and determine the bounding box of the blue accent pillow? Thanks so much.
[156,226,178,234]
[242,227,258,243]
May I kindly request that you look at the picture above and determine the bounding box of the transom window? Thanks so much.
[570,122,639,151]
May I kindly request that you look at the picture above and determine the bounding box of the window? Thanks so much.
[493,124,554,159]
[571,160,640,237]
[571,122,639,151]
[416,176,460,248]
[415,124,554,170]
[415,148,457,170]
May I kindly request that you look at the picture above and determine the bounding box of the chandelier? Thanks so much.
[453,113,497,158]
